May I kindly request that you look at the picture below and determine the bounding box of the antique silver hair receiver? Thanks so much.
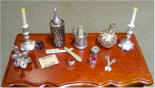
[73,25,87,49]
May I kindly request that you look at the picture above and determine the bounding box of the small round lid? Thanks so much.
[91,46,100,53]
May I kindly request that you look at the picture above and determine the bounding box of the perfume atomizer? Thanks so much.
[73,25,87,49]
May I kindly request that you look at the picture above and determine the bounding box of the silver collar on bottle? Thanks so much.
[53,8,62,25]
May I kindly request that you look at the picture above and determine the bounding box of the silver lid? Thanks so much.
[53,8,62,25]
[91,46,100,53]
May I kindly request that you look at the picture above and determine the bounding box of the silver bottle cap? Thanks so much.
[53,8,62,25]
[91,46,100,54]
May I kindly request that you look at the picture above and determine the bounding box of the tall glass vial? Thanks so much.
[50,8,65,47]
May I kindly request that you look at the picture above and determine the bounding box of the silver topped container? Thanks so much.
[73,26,87,49]
[50,8,65,47]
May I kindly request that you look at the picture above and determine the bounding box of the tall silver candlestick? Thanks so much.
[20,7,35,51]
[119,8,138,51]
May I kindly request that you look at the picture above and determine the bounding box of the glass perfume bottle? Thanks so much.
[50,8,65,47]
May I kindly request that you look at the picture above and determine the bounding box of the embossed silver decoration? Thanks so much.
[20,8,35,51]
[90,46,100,57]
[50,28,64,47]
[98,23,118,48]
[12,45,31,69]
[73,27,87,49]
[104,56,116,72]
[119,8,138,51]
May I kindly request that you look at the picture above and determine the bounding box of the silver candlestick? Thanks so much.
[20,7,35,51]
[119,8,138,51]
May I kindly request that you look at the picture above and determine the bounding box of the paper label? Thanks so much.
[38,54,59,69]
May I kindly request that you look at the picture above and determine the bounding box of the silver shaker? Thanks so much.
[73,26,87,49]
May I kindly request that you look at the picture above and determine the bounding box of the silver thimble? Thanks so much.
[68,59,75,66]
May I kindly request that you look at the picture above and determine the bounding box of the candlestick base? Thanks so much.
[118,39,134,51]
[20,40,35,51]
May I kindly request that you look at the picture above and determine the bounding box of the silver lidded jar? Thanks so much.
[50,8,65,47]
[98,23,118,48]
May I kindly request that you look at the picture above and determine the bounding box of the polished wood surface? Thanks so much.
[2,33,153,87]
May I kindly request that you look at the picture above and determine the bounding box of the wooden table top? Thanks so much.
[2,33,153,87]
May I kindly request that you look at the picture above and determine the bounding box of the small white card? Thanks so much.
[38,54,59,69]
